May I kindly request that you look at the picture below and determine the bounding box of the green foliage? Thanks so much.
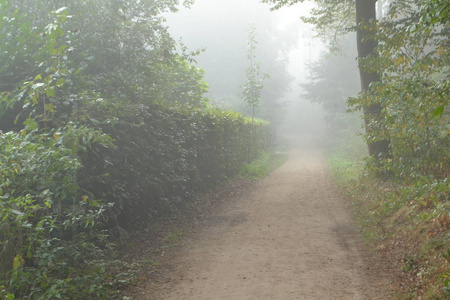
[419,0,450,26]
[301,0,355,51]
[348,0,450,179]
[155,56,209,108]
[164,229,185,248]
[242,24,268,121]
[79,103,272,227]
[326,129,450,299]
[301,33,360,122]
[0,1,274,298]
[261,0,305,11]
[264,0,449,171]
[0,0,207,132]
[262,0,354,50]
[325,117,367,186]
[0,126,115,299]
[170,4,295,129]
[240,151,287,180]
[0,3,75,130]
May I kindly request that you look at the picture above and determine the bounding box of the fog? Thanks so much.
[165,0,332,137]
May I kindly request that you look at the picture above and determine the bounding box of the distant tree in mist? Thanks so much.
[242,24,268,122]
[165,0,297,128]
[301,34,359,117]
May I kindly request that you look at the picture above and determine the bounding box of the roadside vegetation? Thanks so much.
[325,116,449,299]
[0,1,275,298]
[240,150,287,180]
[1,0,448,298]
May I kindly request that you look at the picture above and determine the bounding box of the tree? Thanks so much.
[301,34,360,116]
[356,0,450,177]
[242,24,267,122]
[354,0,390,158]
[263,0,449,177]
[166,0,296,130]
[0,0,206,132]
[262,0,391,159]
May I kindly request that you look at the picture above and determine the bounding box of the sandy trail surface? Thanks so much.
[143,136,388,299]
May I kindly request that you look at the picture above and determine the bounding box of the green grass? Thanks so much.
[240,151,287,180]
[164,229,185,247]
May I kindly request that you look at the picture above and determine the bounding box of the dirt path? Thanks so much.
[141,136,389,299]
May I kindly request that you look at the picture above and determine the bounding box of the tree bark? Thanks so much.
[355,0,390,158]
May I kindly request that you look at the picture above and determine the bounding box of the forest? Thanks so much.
[0,0,449,299]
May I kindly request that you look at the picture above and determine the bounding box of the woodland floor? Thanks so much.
[123,135,396,299]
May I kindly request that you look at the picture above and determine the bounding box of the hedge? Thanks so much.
[79,103,272,228]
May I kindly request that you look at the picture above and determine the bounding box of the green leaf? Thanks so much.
[55,78,65,87]
[23,118,39,131]
[13,254,25,269]
[46,88,55,98]
[432,106,444,119]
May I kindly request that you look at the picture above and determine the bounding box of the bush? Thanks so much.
[0,126,115,299]
[326,126,450,299]
[79,103,272,228]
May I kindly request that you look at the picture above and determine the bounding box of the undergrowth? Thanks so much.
[325,123,450,299]
[240,150,287,180]
[0,109,272,298]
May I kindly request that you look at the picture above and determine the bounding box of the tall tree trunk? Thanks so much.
[355,0,390,158]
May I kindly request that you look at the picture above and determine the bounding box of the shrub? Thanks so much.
[79,103,272,228]
[0,126,115,299]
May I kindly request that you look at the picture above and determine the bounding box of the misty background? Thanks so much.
[164,0,362,138]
